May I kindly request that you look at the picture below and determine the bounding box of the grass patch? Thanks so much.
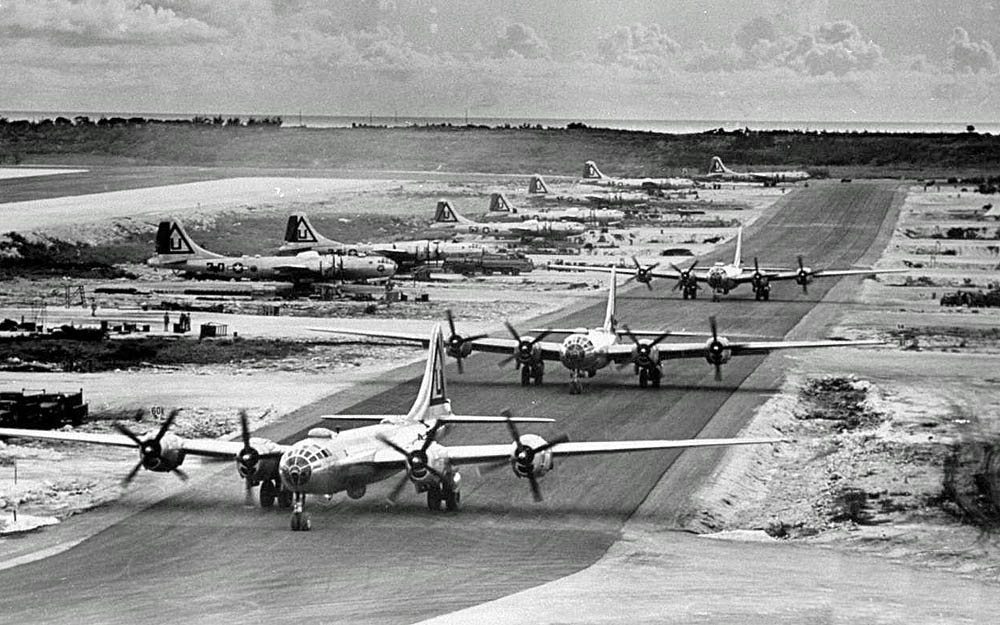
[795,376,884,432]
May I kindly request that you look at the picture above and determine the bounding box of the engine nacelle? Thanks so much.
[236,436,282,481]
[631,344,660,369]
[515,341,544,366]
[704,337,732,366]
[512,434,554,479]
[142,432,186,472]
[796,269,814,286]
[409,443,449,486]
[446,338,474,360]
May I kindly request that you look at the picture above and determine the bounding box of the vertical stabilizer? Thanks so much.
[583,160,604,180]
[284,213,343,248]
[405,323,452,422]
[708,156,729,174]
[434,200,474,225]
[153,220,222,262]
[528,175,550,194]
[603,268,618,332]
[732,226,743,268]
[488,193,516,213]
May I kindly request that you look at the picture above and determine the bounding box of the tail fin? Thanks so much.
[603,268,617,332]
[583,160,604,180]
[153,220,221,263]
[528,174,550,194]
[733,226,743,268]
[434,200,474,225]
[284,213,343,248]
[405,323,451,422]
[708,156,730,174]
[488,193,516,213]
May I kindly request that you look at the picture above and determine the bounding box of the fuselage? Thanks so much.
[705,262,744,292]
[151,252,395,282]
[558,328,617,373]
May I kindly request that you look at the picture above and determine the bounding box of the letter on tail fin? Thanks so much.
[285,214,319,244]
[733,227,743,268]
[154,220,220,259]
[488,193,516,213]
[583,160,604,180]
[434,200,473,225]
[405,323,451,421]
[528,175,550,194]
[603,268,617,332]
[708,156,729,174]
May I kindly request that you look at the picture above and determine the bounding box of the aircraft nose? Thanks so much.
[281,455,312,488]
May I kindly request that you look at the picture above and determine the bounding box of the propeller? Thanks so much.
[706,316,725,382]
[796,256,812,294]
[235,410,259,506]
[497,410,569,502]
[377,423,445,503]
[669,261,698,292]
[113,408,187,486]
[497,322,551,368]
[444,309,489,373]
[628,257,659,290]
[617,324,672,370]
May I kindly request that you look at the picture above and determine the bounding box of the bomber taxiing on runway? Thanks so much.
[278,213,487,272]
[579,160,696,191]
[702,156,810,186]
[0,325,785,531]
[316,269,882,393]
[432,200,586,239]
[550,227,906,301]
[148,220,396,283]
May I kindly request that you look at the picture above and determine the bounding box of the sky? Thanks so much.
[1,0,999,123]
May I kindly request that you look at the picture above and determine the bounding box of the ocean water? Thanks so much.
[2,110,996,135]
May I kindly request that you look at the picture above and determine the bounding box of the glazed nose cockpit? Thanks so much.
[560,334,593,367]
[279,444,329,489]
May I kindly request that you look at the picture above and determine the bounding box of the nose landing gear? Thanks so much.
[290,492,311,531]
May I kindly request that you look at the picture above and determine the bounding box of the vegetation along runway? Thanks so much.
[0,181,901,624]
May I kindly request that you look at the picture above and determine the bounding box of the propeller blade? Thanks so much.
[533,434,570,454]
[154,408,181,443]
[709,316,718,341]
[528,475,543,502]
[631,256,642,269]
[714,363,723,382]
[376,433,409,457]
[446,309,458,337]
[529,331,551,346]
[244,477,254,507]
[386,474,410,503]
[500,409,522,443]
[503,321,521,343]
[455,356,464,374]
[122,460,144,486]
[239,410,251,448]
[113,422,143,446]
[644,280,653,291]
[171,467,188,481]
[620,324,640,346]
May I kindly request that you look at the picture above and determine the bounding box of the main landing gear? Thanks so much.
[426,478,461,512]
[681,285,698,300]
[259,478,292,509]
[638,367,662,388]
[754,285,771,301]
[519,363,544,386]
[290,492,311,531]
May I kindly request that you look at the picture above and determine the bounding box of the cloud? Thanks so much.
[595,24,679,71]
[492,22,550,59]
[0,0,226,47]
[946,27,999,74]
[687,18,882,76]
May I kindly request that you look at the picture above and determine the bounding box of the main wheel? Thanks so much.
[682,290,689,300]
[650,368,662,388]
[427,488,443,511]
[533,368,544,385]
[260,479,277,509]
[763,288,770,301]
[521,366,531,386]
[638,368,648,388]
[443,487,460,511]
[277,488,293,509]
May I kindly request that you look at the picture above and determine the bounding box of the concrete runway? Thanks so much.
[0,181,901,624]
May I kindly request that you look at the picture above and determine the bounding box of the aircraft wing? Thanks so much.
[776,267,908,281]
[320,415,555,424]
[651,338,882,360]
[435,436,784,465]
[273,264,320,278]
[0,427,286,459]
[311,327,560,359]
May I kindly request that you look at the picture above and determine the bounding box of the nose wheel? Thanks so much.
[290,493,311,531]
[568,370,583,394]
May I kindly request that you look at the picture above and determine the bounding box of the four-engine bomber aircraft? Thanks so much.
[0,325,784,531]
[550,227,906,301]
[148,220,397,283]
[278,213,488,272]
[702,156,810,186]
[432,200,586,238]
[579,160,696,190]
[316,269,881,393]
[487,192,625,225]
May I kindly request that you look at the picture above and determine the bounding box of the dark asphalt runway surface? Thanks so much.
[0,181,901,625]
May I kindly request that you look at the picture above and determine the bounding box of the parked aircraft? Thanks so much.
[550,227,907,301]
[488,192,624,225]
[579,161,696,191]
[432,200,586,238]
[703,156,810,186]
[278,213,488,272]
[148,220,396,283]
[526,174,653,208]
[316,269,881,393]
[0,325,786,531]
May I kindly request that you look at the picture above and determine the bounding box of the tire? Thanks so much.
[259,479,277,509]
[533,370,544,385]
[651,368,662,388]
[427,488,442,512]
[443,487,460,511]
[639,368,648,388]
[521,366,531,386]
[277,488,293,509]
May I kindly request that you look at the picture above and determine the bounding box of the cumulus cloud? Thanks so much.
[596,24,679,71]
[946,27,999,73]
[0,0,226,47]
[492,22,550,59]
[687,18,881,76]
